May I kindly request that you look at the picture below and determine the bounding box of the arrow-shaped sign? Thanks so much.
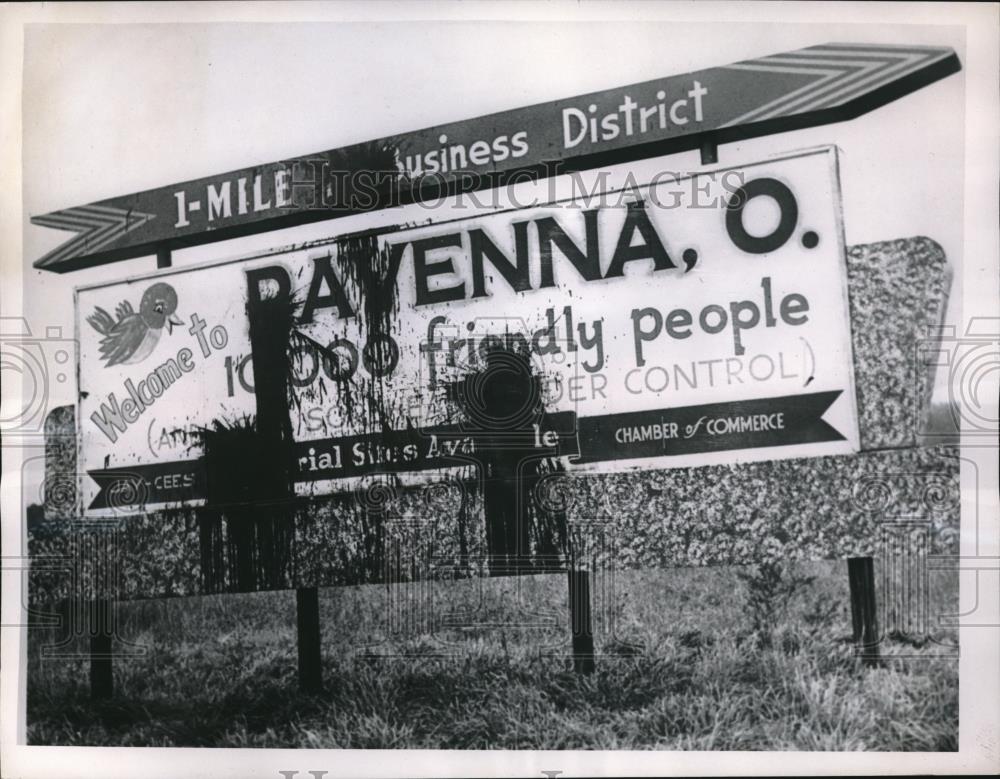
[32,42,959,273]
[33,205,157,267]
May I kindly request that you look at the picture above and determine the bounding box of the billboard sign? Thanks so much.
[76,147,859,516]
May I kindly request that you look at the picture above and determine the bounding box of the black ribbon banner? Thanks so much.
[87,394,843,508]
[291,411,581,482]
[87,459,206,511]
[573,390,845,464]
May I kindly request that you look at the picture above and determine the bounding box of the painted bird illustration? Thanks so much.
[86,282,182,367]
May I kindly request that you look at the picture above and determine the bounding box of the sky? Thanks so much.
[20,19,966,413]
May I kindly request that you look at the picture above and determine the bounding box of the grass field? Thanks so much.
[26,560,958,749]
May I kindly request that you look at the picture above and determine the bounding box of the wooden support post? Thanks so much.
[89,598,113,700]
[156,245,172,268]
[700,136,718,165]
[568,569,595,674]
[296,587,322,693]
[848,556,880,667]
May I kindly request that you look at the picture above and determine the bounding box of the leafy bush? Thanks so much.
[736,562,816,649]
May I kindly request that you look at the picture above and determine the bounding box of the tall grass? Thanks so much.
[26,561,958,749]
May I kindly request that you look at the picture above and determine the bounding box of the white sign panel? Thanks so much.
[76,147,858,515]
